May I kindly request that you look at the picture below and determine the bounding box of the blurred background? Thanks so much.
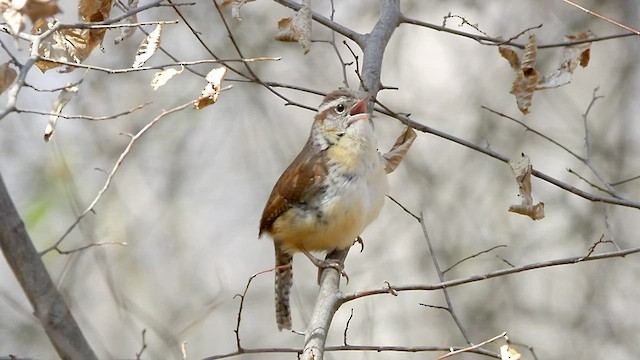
[1,0,639,359]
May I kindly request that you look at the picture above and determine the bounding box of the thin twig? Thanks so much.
[54,241,127,255]
[561,0,640,35]
[40,99,198,256]
[17,102,151,121]
[203,344,499,360]
[135,329,147,360]
[442,245,508,275]
[343,246,640,302]
[436,332,506,360]
[233,267,283,351]
[386,195,420,221]
[419,213,472,344]
[33,57,281,74]
[342,309,354,346]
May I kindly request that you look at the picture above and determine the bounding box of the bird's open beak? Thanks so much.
[349,95,370,115]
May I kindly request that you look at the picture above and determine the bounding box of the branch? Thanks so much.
[342,246,640,302]
[374,104,640,209]
[0,173,97,359]
[40,99,199,255]
[300,2,402,359]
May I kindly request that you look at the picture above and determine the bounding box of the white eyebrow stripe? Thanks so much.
[318,97,347,113]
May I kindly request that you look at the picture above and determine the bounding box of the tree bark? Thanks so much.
[0,173,97,360]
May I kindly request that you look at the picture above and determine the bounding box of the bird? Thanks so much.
[259,88,389,331]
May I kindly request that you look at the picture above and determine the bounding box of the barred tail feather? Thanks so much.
[274,242,293,331]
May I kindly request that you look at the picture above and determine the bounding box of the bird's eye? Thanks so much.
[335,103,345,113]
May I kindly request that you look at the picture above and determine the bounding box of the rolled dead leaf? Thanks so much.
[275,0,312,54]
[383,126,417,174]
[510,34,538,114]
[45,84,79,141]
[508,153,544,220]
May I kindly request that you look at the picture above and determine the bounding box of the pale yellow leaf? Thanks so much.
[45,84,78,141]
[0,62,17,94]
[195,66,227,110]
[275,0,312,54]
[132,23,162,68]
[383,126,416,174]
[500,345,522,360]
[230,0,255,21]
[205,65,226,84]
[151,65,184,90]
[114,0,139,44]
[508,154,544,220]
[537,32,593,90]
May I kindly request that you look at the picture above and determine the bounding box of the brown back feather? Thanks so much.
[259,139,328,236]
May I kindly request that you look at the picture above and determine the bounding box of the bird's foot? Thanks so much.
[301,250,349,285]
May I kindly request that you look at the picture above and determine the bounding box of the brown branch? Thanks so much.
[561,0,640,35]
[342,246,640,302]
[0,173,97,359]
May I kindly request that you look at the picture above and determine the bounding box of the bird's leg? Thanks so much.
[300,249,349,285]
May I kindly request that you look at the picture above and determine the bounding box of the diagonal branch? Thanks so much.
[0,173,97,359]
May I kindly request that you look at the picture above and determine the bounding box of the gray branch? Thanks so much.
[300,1,401,359]
[0,173,97,360]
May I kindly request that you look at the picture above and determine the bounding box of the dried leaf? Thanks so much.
[537,32,593,90]
[510,34,538,114]
[132,23,162,68]
[151,65,184,90]
[0,62,17,94]
[500,345,522,360]
[1,5,24,35]
[195,66,227,110]
[44,84,79,141]
[230,0,255,21]
[499,46,520,72]
[114,0,138,44]
[78,0,113,22]
[21,0,60,22]
[33,19,104,72]
[275,0,312,54]
[508,154,544,220]
[383,126,417,174]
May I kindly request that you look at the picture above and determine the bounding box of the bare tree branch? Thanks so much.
[0,173,97,360]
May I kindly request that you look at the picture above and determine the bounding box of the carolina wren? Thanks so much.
[259,88,389,331]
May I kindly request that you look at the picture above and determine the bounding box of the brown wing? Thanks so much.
[259,140,328,236]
